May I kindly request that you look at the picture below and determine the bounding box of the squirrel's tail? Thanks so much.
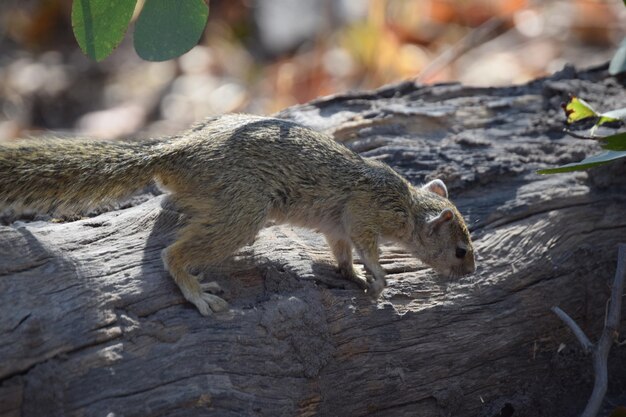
[0,137,163,215]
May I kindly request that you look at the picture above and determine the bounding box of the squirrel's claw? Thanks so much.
[200,281,223,294]
[190,292,229,316]
[366,278,385,298]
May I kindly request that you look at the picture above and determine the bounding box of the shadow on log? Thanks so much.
[1,65,626,417]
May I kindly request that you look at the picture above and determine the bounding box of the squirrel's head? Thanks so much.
[407,179,476,279]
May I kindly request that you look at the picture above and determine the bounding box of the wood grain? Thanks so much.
[2,66,626,417]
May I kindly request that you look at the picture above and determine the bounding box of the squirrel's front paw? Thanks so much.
[338,266,369,290]
[366,278,385,298]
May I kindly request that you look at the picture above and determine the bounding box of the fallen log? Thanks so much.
[1,64,626,417]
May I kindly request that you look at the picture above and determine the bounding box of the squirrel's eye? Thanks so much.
[455,247,467,259]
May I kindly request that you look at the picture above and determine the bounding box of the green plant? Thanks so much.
[71,0,209,62]
[537,96,626,174]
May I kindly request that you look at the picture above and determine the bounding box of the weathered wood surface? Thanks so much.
[1,65,626,417]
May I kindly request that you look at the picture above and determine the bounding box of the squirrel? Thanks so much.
[0,113,475,316]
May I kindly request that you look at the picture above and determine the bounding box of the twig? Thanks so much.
[583,244,626,417]
[551,306,593,353]
[563,128,599,140]
[552,243,626,417]
[416,17,504,83]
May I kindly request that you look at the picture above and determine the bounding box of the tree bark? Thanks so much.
[1,65,626,417]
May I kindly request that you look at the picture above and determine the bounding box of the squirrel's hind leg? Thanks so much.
[162,243,228,316]
[162,208,267,316]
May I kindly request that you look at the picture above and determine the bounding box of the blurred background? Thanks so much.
[0,0,625,140]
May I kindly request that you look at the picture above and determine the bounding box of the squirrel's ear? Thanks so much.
[422,179,448,198]
[427,208,455,235]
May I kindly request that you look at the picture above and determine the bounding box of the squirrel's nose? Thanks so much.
[463,257,476,275]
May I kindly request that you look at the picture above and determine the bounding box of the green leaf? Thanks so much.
[609,37,626,75]
[537,150,626,174]
[600,107,626,122]
[562,96,598,124]
[72,0,137,61]
[562,95,625,137]
[590,110,625,136]
[134,0,209,62]
[601,131,626,151]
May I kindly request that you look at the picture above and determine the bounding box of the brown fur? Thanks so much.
[0,114,475,315]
